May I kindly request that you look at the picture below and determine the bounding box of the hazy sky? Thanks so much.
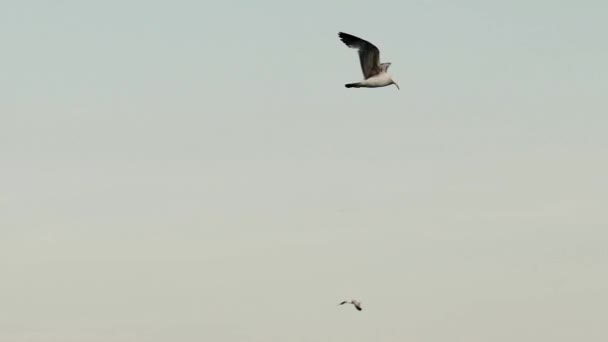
[1,1,607,341]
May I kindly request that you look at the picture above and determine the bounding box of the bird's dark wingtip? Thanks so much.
[338,32,358,46]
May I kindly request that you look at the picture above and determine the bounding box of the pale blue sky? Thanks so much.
[1,1,607,341]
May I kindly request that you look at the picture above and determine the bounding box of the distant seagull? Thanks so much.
[339,299,362,311]
[338,32,399,90]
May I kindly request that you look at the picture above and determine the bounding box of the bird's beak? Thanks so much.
[393,80,400,90]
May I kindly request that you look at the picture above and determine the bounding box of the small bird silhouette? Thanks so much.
[339,299,362,311]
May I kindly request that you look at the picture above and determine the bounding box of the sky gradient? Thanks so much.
[1,1,607,341]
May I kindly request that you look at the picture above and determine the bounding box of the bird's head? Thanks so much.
[391,77,400,90]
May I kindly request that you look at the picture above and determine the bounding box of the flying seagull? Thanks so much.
[339,299,362,311]
[338,32,399,90]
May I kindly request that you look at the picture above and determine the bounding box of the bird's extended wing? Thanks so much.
[380,62,391,72]
[338,32,382,79]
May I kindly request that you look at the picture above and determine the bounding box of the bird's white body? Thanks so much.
[358,72,394,88]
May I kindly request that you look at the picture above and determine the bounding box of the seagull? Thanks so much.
[339,299,362,311]
[338,32,399,90]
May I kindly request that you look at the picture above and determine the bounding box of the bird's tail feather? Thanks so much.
[345,82,361,88]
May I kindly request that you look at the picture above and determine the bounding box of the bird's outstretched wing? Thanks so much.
[338,32,382,79]
[380,62,391,72]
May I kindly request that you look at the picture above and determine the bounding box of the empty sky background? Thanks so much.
[1,1,607,341]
